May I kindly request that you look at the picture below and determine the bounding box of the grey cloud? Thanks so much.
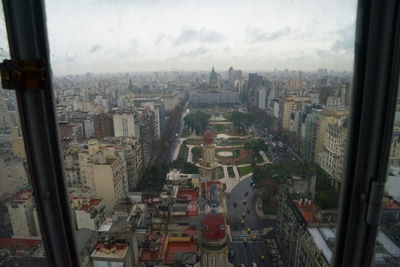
[178,47,208,58]
[174,28,223,45]
[247,27,292,43]
[89,44,103,53]
[154,34,166,46]
[332,25,355,54]
[129,38,138,46]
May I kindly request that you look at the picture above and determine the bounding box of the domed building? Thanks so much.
[209,66,218,88]
[200,211,229,267]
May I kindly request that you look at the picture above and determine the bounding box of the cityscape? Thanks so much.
[1,66,400,266]
[1,0,400,266]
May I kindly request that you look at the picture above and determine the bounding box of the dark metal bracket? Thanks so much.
[0,59,48,90]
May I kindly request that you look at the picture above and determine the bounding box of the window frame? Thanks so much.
[2,0,80,266]
[1,0,400,266]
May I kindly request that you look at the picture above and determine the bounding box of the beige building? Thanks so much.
[0,154,28,196]
[10,126,26,159]
[6,189,41,239]
[79,140,127,212]
[319,117,348,184]
[287,79,305,90]
[281,96,311,129]
[389,125,400,167]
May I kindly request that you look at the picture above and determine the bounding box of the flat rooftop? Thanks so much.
[294,200,320,224]
[164,240,198,264]
[79,198,103,212]
[139,234,166,262]
[8,189,32,204]
[91,241,128,259]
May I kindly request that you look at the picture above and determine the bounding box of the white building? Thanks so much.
[6,189,41,239]
[113,113,135,138]
[75,198,105,231]
[258,87,266,109]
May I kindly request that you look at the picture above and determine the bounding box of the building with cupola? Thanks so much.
[209,66,218,88]
[199,178,230,267]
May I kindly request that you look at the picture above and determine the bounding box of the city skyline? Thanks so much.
[45,0,357,75]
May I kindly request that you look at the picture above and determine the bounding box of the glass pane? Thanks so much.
[0,2,48,265]
[44,0,357,266]
[371,79,400,266]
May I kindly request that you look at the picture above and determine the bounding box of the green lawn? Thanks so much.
[255,153,264,163]
[238,166,254,176]
[184,139,203,145]
[181,128,191,138]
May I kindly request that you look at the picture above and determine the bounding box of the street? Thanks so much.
[227,176,274,266]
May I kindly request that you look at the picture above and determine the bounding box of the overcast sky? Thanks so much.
[44,0,357,75]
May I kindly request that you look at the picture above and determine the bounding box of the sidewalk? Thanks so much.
[255,197,276,220]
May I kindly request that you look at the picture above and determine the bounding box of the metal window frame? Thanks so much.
[1,0,80,266]
[333,0,400,266]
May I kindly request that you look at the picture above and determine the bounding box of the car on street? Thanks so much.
[245,192,248,196]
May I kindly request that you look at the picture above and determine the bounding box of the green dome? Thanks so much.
[209,66,217,81]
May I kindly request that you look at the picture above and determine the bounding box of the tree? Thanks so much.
[245,138,267,153]
[255,179,279,215]
[230,111,255,134]
[184,111,210,135]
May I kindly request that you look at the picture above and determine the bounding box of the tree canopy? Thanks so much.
[230,111,255,134]
[253,161,333,192]
[184,111,210,135]
[245,138,267,153]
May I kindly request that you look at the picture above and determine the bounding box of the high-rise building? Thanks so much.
[93,113,114,139]
[79,140,127,212]
[6,189,41,239]
[113,113,135,138]
[280,96,311,129]
[83,117,95,139]
[389,125,400,167]
[258,87,267,109]
[137,108,158,167]
[319,117,348,185]
[10,126,26,159]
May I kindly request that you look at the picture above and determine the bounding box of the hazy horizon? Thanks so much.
[45,0,358,76]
